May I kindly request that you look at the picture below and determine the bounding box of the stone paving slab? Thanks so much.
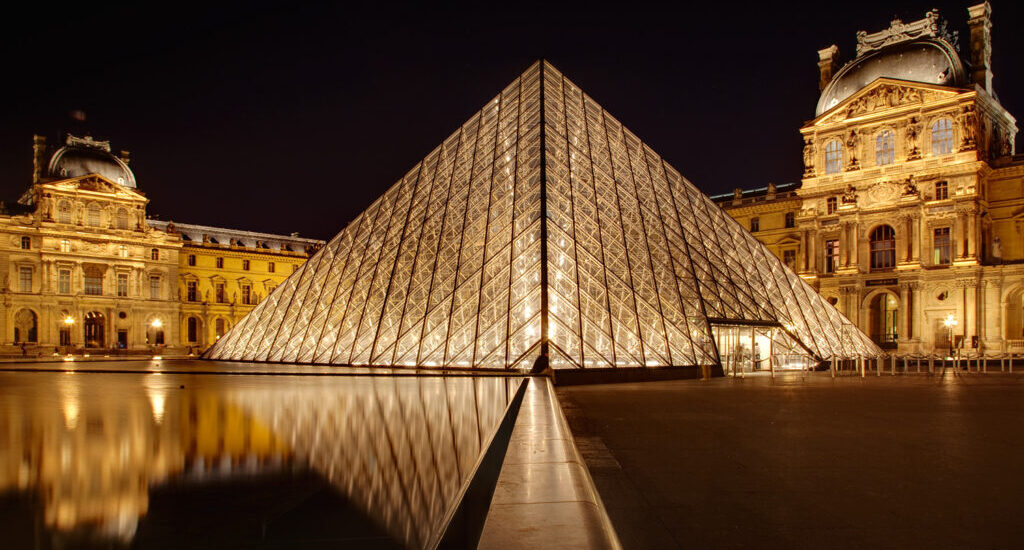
[558,372,1024,549]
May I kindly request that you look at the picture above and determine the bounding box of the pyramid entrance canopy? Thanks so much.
[206,61,880,370]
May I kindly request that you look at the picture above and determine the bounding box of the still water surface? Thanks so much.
[0,369,521,549]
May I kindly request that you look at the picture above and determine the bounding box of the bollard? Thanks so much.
[831,357,836,378]
[860,357,865,378]
[916,356,921,373]
[928,356,934,374]
[891,355,896,375]
[982,357,987,373]
[1001,355,1005,372]
[876,356,881,376]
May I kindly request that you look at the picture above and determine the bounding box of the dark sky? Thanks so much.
[2,1,1021,241]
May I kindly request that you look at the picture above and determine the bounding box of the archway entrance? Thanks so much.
[84,311,105,348]
[868,293,899,349]
[14,309,38,343]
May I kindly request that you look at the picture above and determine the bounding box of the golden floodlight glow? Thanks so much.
[151,318,163,328]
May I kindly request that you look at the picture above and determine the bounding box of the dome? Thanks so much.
[816,39,967,116]
[47,135,137,188]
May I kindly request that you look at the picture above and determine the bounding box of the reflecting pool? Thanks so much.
[0,369,522,549]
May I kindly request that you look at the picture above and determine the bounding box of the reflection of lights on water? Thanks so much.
[151,356,162,361]
[146,386,166,424]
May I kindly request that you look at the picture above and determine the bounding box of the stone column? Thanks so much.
[982,279,1002,352]
[911,282,923,347]
[968,210,979,259]
[905,216,914,262]
[851,223,860,270]
[963,280,977,349]
[912,216,922,262]
[800,229,808,271]
[899,283,911,342]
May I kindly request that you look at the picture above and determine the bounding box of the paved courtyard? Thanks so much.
[558,372,1024,549]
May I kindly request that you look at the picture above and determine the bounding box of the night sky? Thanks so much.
[2,1,1021,241]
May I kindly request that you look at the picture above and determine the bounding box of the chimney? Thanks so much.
[119,150,131,166]
[32,135,46,184]
[967,2,993,94]
[817,45,840,92]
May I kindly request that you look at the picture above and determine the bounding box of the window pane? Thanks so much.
[150,276,160,299]
[19,267,32,292]
[59,270,71,294]
[117,274,128,297]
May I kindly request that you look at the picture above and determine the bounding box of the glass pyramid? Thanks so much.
[206,61,881,370]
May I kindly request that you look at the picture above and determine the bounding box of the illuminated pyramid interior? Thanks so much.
[206,61,881,370]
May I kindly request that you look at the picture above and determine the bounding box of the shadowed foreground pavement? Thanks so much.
[558,373,1024,549]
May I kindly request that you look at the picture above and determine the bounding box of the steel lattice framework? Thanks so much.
[206,61,880,369]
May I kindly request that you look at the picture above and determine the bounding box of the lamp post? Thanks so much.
[943,313,958,359]
[62,316,75,354]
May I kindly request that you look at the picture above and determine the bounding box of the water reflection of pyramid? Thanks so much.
[206,61,880,369]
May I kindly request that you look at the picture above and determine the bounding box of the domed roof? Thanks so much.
[47,135,136,188]
[816,9,968,117]
[816,39,966,116]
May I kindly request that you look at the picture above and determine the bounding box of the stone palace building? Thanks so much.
[716,3,1023,355]
[0,134,322,355]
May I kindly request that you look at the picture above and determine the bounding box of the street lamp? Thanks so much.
[943,313,958,358]
[63,316,75,325]
[151,318,163,329]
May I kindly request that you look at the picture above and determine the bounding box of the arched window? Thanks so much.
[824,139,842,174]
[931,118,954,155]
[875,130,894,165]
[116,208,129,229]
[187,317,199,343]
[215,318,227,340]
[869,225,896,270]
[58,200,72,224]
[151,248,160,261]
[14,309,38,343]
[87,203,101,227]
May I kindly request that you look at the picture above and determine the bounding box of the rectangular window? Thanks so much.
[18,267,32,292]
[216,257,224,269]
[151,248,160,261]
[783,249,796,269]
[119,245,129,258]
[242,259,250,271]
[188,254,196,266]
[215,283,226,303]
[60,239,71,253]
[825,240,840,274]
[117,273,128,297]
[187,280,198,302]
[20,236,30,250]
[268,261,275,273]
[933,227,951,265]
[84,274,102,295]
[750,217,760,232]
[241,284,251,305]
[784,212,795,228]
[149,276,160,299]
[826,197,838,215]
[59,269,71,294]
[935,181,948,201]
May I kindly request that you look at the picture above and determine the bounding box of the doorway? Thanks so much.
[868,293,899,348]
[84,311,105,348]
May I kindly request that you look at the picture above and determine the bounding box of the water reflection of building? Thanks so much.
[0,374,290,542]
[0,134,323,354]
[0,373,518,549]
[715,4,1024,355]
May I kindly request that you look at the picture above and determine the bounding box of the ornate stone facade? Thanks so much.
[716,3,1024,355]
[0,134,323,355]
